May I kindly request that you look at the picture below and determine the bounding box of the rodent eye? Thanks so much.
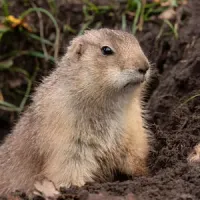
[101,46,114,55]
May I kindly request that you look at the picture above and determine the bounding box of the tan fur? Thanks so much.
[0,28,151,195]
[187,143,200,164]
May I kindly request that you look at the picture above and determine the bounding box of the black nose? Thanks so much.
[138,68,148,74]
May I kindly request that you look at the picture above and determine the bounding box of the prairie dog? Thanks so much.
[0,28,151,195]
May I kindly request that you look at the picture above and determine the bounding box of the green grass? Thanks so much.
[80,0,113,35]
[2,0,9,16]
[0,66,38,112]
[157,19,179,40]
[179,94,200,108]
[20,7,60,60]
[47,0,57,16]
[0,4,59,112]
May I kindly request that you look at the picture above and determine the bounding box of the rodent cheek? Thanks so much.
[106,68,124,89]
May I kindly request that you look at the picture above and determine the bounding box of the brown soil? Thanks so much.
[0,0,200,199]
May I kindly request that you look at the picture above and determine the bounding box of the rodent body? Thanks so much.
[0,29,151,195]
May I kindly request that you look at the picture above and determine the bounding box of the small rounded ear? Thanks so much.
[68,39,86,60]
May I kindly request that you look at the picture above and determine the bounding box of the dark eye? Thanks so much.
[101,46,114,55]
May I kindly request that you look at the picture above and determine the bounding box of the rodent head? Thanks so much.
[61,28,150,99]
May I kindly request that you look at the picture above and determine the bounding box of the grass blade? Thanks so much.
[0,50,55,63]
[27,51,55,62]
[164,19,178,39]
[2,0,9,16]
[20,7,60,60]
[0,101,20,112]
[132,0,142,35]
[9,67,30,77]
[78,20,93,35]
[19,67,38,112]
[181,94,200,107]
[0,59,13,70]
[122,13,127,31]
[26,32,54,47]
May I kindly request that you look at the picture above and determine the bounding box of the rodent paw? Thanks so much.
[34,178,59,199]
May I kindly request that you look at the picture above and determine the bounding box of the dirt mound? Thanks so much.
[1,0,200,199]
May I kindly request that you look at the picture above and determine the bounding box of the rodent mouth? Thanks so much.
[123,82,136,88]
[123,78,144,89]
[123,81,141,90]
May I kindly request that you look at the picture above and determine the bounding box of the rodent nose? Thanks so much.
[138,67,148,75]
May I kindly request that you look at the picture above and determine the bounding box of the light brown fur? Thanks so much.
[0,28,152,195]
